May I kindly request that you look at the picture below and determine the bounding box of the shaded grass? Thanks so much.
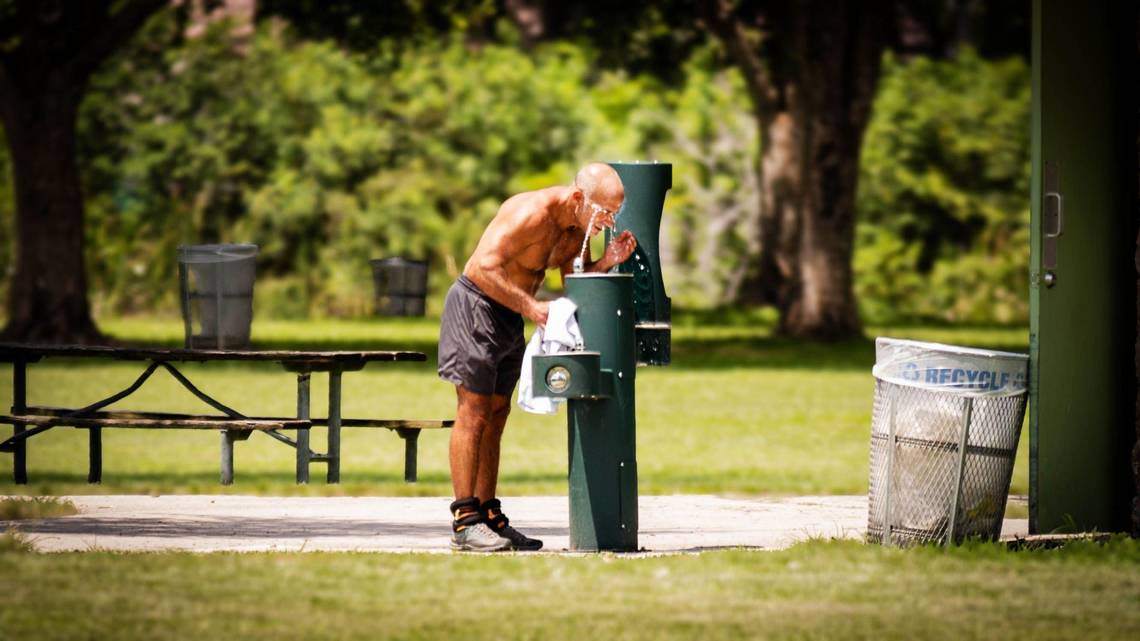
[0,497,78,520]
[0,529,32,553]
[0,537,1136,640]
[97,314,1029,371]
[0,317,1029,497]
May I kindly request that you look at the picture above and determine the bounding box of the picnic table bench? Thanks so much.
[0,343,453,485]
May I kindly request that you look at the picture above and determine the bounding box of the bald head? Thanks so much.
[574,162,625,214]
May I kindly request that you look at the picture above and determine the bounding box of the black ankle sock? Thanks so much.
[450,496,482,532]
[480,498,508,530]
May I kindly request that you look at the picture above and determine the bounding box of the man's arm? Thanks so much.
[466,213,550,327]
[559,230,639,278]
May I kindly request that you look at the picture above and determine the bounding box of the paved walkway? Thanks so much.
[4,495,1029,554]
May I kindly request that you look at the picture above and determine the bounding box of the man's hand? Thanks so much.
[601,230,638,269]
[527,300,550,328]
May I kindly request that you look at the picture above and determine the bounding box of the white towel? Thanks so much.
[517,297,583,414]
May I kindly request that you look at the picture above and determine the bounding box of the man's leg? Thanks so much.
[473,393,511,502]
[450,386,494,499]
[474,393,543,551]
[448,386,510,552]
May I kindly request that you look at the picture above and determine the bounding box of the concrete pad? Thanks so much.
[2,495,1028,554]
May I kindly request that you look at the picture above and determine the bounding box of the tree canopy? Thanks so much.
[0,0,1032,339]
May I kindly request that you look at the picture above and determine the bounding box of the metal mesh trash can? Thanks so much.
[369,257,427,316]
[867,337,1029,546]
[178,244,258,349]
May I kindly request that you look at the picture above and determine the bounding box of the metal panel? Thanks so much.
[1030,0,1136,533]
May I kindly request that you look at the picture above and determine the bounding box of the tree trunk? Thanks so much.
[740,111,800,312]
[1133,6,1140,539]
[0,78,103,344]
[716,0,886,340]
[780,3,882,340]
[0,0,168,344]
[1134,182,1139,538]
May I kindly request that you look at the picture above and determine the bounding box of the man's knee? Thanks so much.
[489,395,512,427]
[493,400,511,422]
[456,412,494,436]
[456,387,497,433]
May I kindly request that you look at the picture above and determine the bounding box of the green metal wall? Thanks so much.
[1029,0,1137,533]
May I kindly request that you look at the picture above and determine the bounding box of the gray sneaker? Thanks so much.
[450,522,511,552]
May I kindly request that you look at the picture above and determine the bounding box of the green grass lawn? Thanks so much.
[0,314,1029,497]
[3,316,1126,641]
[1,536,1136,640]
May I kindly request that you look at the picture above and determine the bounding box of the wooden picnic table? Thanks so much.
[0,343,452,485]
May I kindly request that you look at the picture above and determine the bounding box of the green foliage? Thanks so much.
[237,36,602,316]
[66,18,765,318]
[857,50,1031,324]
[0,17,1032,324]
[655,45,758,306]
[79,14,283,315]
[74,17,650,317]
[256,0,486,52]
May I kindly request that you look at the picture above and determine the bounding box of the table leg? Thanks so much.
[221,430,237,485]
[88,427,102,484]
[296,372,311,484]
[396,428,421,483]
[327,366,342,484]
[12,360,27,484]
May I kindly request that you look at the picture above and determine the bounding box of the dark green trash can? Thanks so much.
[370,257,428,316]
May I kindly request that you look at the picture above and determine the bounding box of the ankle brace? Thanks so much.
[450,496,483,532]
[481,498,509,530]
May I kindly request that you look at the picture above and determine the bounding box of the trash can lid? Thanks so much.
[872,337,1028,397]
[177,244,259,264]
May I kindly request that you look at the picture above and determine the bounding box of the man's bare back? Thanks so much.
[463,166,636,327]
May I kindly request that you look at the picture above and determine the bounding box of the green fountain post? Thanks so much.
[564,273,637,550]
[532,162,672,551]
[609,162,672,366]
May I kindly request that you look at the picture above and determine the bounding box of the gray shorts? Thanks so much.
[438,275,526,396]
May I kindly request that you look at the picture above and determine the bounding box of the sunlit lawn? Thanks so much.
[1,536,1136,641]
[2,315,1112,641]
[0,313,1029,498]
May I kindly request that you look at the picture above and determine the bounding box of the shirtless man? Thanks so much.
[437,162,637,551]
